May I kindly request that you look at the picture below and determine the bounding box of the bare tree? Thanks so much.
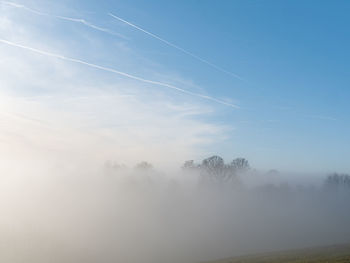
[135,161,153,171]
[104,160,127,177]
[325,173,350,190]
[230,158,250,172]
[182,160,199,171]
[181,155,250,187]
[200,155,237,184]
[105,160,126,170]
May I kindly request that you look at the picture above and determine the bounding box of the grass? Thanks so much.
[206,244,350,263]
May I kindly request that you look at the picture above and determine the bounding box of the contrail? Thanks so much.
[0,39,239,109]
[1,1,127,39]
[109,13,243,80]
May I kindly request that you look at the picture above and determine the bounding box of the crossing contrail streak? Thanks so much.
[0,39,239,109]
[109,13,243,80]
[1,1,127,39]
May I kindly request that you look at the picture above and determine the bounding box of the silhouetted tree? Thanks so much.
[104,161,127,177]
[105,160,126,170]
[266,169,279,176]
[325,173,350,190]
[135,161,153,171]
[230,158,250,172]
[182,160,199,171]
[200,155,237,184]
[181,155,251,186]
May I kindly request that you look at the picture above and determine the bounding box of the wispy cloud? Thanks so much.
[109,12,243,80]
[0,1,232,169]
[1,1,127,39]
[0,38,239,108]
[0,45,226,168]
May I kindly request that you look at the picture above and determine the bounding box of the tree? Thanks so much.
[200,155,236,184]
[135,161,153,171]
[230,158,250,172]
[104,160,126,170]
[181,155,251,186]
[201,155,225,176]
[182,160,198,171]
[104,160,127,177]
[325,173,350,190]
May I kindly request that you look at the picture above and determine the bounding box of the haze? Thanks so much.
[1,1,349,262]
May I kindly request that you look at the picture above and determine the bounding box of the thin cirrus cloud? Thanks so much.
[0,1,235,167]
[0,38,240,109]
[2,1,242,81]
[108,13,243,80]
[0,1,128,39]
[0,44,225,168]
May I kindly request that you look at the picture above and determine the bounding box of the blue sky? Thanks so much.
[0,0,349,173]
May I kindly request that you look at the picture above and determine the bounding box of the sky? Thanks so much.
[0,0,349,173]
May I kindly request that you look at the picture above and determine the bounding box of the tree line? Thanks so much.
[105,155,350,190]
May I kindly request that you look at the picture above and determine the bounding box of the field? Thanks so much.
[206,244,350,263]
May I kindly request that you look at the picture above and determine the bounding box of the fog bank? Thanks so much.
[1,161,350,263]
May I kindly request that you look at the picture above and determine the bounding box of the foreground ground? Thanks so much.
[206,244,350,263]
